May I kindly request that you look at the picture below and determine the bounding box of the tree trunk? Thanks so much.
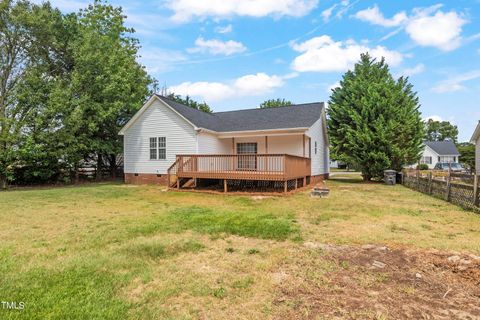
[74,163,80,184]
[109,154,116,179]
[96,153,103,181]
[0,174,6,190]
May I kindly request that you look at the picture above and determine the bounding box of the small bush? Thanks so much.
[247,248,260,255]
[417,164,429,170]
[212,287,226,298]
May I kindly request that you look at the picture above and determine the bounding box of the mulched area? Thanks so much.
[273,243,480,319]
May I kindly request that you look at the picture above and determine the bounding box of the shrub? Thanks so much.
[417,164,429,170]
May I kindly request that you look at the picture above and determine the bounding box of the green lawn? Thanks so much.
[1,177,479,319]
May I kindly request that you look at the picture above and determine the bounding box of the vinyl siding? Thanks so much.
[268,135,304,156]
[197,132,231,154]
[420,146,439,169]
[476,138,480,175]
[123,99,197,174]
[306,117,329,175]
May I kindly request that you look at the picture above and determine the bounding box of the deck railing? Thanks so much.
[168,154,311,181]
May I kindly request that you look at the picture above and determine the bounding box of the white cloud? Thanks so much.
[432,83,465,93]
[327,81,340,93]
[321,4,337,22]
[165,0,319,22]
[431,69,480,93]
[234,73,285,95]
[397,63,425,78]
[290,35,403,72]
[321,0,352,22]
[169,82,235,101]
[187,37,247,56]
[405,10,467,51]
[425,115,443,122]
[354,5,407,27]
[215,24,233,34]
[138,48,188,74]
[169,73,286,102]
[354,4,467,51]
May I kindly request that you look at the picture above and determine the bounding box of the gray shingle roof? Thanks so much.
[424,140,459,155]
[156,95,324,132]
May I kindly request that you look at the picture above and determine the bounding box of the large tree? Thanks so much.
[69,1,152,180]
[424,119,458,142]
[259,98,292,108]
[0,0,36,189]
[328,53,424,181]
[0,0,152,188]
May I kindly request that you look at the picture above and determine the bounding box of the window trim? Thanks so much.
[149,136,167,160]
[314,141,317,155]
[149,137,157,160]
[420,156,432,165]
[158,136,166,160]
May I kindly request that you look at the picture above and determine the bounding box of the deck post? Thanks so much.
[295,178,298,190]
[284,180,288,193]
[302,134,306,157]
[224,179,228,193]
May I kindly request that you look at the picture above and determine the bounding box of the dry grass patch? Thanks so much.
[1,178,480,319]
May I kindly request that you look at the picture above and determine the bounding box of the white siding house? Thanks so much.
[119,95,330,190]
[471,121,480,175]
[123,98,197,175]
[416,141,460,169]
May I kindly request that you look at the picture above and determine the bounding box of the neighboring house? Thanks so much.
[329,160,347,169]
[119,94,330,192]
[471,121,480,175]
[417,140,460,169]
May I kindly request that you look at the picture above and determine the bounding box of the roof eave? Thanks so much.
[214,127,310,138]
[470,121,480,143]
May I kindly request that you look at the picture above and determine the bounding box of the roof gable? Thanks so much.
[119,95,198,135]
[470,121,480,143]
[157,95,324,132]
[120,94,324,135]
[424,140,459,155]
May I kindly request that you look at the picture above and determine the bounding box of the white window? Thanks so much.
[420,156,432,164]
[439,156,455,163]
[158,137,166,160]
[149,137,166,160]
[149,137,157,160]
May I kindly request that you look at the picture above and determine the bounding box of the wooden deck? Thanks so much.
[167,154,311,192]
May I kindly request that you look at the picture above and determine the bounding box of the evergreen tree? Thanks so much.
[328,53,424,181]
[259,98,292,108]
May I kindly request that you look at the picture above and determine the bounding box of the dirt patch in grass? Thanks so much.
[273,244,480,319]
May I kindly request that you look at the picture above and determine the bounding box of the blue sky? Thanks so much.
[42,0,480,141]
